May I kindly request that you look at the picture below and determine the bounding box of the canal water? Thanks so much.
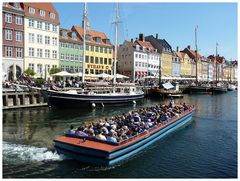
[2,91,237,178]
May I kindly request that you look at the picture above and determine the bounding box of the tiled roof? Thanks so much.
[3,3,24,12]
[175,51,183,59]
[72,25,113,47]
[23,3,59,24]
[187,48,202,59]
[135,40,156,52]
[59,28,82,43]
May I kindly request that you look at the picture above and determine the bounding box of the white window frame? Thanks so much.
[37,64,42,74]
[29,7,35,14]
[60,53,64,60]
[37,34,43,44]
[52,37,57,46]
[37,21,42,29]
[45,49,50,58]
[53,25,57,32]
[15,16,23,25]
[5,46,13,57]
[40,10,45,17]
[37,48,43,58]
[5,29,12,40]
[50,13,55,19]
[5,13,12,23]
[29,63,34,71]
[52,50,57,59]
[28,19,34,27]
[29,33,34,43]
[28,47,34,57]
[45,36,50,45]
[15,31,22,42]
[16,48,23,58]
[45,23,50,31]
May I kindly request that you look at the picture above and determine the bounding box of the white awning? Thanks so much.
[52,71,74,77]
[162,82,174,90]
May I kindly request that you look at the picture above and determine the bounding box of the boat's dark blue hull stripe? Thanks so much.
[55,111,193,166]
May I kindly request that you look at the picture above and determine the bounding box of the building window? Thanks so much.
[16,48,23,58]
[104,48,107,53]
[37,21,42,29]
[85,56,89,63]
[95,57,99,64]
[109,49,112,54]
[104,58,107,64]
[90,56,94,63]
[45,23,50,31]
[37,64,42,74]
[100,58,103,64]
[60,53,64,60]
[45,36,50,45]
[36,35,42,44]
[52,50,57,59]
[66,54,70,60]
[100,47,103,53]
[40,10,45,17]
[86,45,89,51]
[70,54,74,61]
[5,46,13,57]
[15,16,23,25]
[79,45,83,50]
[75,55,79,61]
[28,19,34,27]
[37,48,43,58]
[90,69,94,74]
[52,37,57,46]
[29,63,34,71]
[50,13,55,19]
[5,29,12,40]
[53,25,57,32]
[28,48,34,57]
[45,49,50,58]
[29,7,35,14]
[91,46,94,52]
[95,46,99,52]
[29,33,34,43]
[5,13,12,23]
[61,65,65,71]
[46,64,50,73]
[108,59,112,65]
[15,31,22,42]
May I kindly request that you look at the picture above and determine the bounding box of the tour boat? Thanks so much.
[54,107,194,166]
[43,4,144,108]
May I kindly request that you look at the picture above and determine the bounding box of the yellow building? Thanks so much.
[176,51,192,77]
[72,26,114,75]
[161,52,173,78]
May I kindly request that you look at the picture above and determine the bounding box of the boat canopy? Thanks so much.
[162,82,174,90]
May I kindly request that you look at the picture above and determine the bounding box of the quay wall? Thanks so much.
[2,90,47,110]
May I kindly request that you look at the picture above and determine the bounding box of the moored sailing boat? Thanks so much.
[44,3,144,108]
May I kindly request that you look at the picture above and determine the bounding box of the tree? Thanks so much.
[50,67,61,75]
[24,68,35,77]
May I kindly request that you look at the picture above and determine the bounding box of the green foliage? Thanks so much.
[34,78,45,87]
[24,68,35,77]
[50,67,61,75]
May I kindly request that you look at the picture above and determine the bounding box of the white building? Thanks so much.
[118,34,160,81]
[23,3,60,80]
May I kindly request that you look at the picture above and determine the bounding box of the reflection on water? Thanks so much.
[3,92,237,178]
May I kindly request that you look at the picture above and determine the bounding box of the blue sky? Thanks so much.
[54,2,237,60]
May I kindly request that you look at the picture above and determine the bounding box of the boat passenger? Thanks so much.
[107,132,118,143]
[95,131,107,141]
[66,125,75,135]
[75,127,88,137]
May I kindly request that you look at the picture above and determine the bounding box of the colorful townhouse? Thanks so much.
[175,48,193,79]
[117,34,160,81]
[59,28,83,73]
[182,45,202,81]
[145,34,173,80]
[72,26,114,75]
[23,3,60,80]
[2,2,24,81]
[208,55,225,82]
[172,51,181,78]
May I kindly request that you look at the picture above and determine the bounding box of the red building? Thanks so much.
[2,2,24,81]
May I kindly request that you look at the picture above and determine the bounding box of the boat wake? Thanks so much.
[3,141,66,164]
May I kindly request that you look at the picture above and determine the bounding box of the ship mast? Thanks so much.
[81,2,87,83]
[113,3,121,86]
[215,42,218,84]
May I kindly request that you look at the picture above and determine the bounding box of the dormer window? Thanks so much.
[136,45,140,51]
[13,3,20,8]
[62,30,67,38]
[95,37,101,43]
[72,32,77,39]
[50,13,55,19]
[85,34,91,41]
[40,10,45,17]
[29,7,35,14]
[104,39,110,45]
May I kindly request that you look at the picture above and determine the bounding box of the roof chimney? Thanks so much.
[156,33,158,39]
[187,45,191,49]
[139,33,144,42]
[176,46,179,52]
[131,38,133,43]
[135,37,138,41]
